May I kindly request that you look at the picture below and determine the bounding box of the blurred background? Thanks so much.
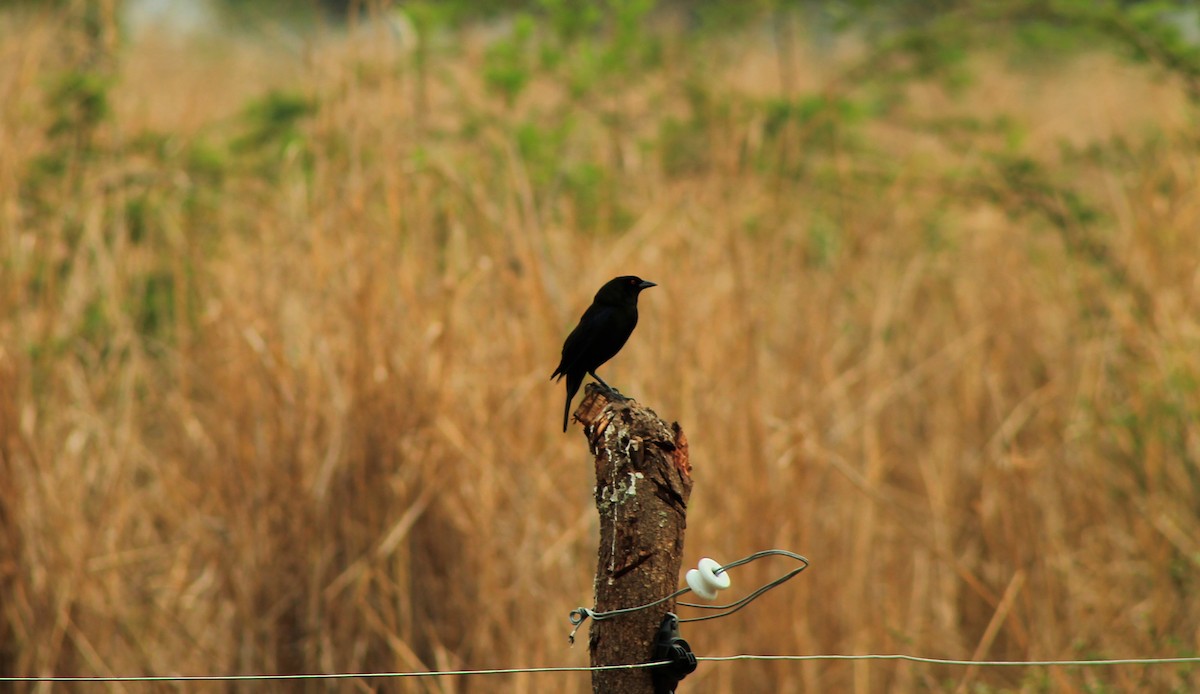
[2,0,1200,691]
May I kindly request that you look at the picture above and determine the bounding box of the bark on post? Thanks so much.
[574,384,693,694]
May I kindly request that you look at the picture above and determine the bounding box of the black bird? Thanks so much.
[551,275,656,432]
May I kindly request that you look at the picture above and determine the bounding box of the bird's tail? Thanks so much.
[563,372,583,432]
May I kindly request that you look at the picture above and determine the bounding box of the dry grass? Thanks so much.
[3,5,1200,693]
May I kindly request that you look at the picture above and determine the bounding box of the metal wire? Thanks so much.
[698,653,1200,667]
[0,662,673,683]
[7,653,1199,683]
[568,549,809,640]
[19,548,1195,683]
[677,549,810,622]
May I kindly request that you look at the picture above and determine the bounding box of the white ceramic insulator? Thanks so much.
[686,557,731,600]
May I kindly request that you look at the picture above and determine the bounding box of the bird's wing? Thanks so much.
[552,303,614,378]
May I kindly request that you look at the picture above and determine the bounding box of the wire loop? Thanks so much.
[568,549,810,641]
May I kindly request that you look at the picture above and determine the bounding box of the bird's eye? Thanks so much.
[629,278,636,285]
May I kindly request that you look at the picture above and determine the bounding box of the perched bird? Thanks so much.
[551,275,657,432]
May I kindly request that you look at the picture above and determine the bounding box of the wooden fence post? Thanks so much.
[574,384,693,694]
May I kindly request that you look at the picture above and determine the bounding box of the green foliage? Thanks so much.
[1052,0,1200,100]
[45,70,112,142]
[689,0,777,33]
[514,117,573,186]
[1102,354,1200,495]
[536,0,603,43]
[767,94,864,141]
[933,1,1200,101]
[79,297,111,355]
[484,13,536,104]
[185,138,228,185]
[659,116,711,176]
[806,213,842,268]
[481,0,661,106]
[657,79,728,177]
[136,270,177,344]
[233,89,318,154]
[564,160,628,234]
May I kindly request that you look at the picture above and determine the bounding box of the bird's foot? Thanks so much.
[589,373,631,400]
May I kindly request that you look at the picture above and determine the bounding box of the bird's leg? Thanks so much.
[589,371,612,390]
[589,371,629,400]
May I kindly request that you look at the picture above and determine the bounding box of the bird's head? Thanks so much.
[596,275,656,305]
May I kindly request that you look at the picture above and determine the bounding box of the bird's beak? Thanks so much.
[638,280,657,290]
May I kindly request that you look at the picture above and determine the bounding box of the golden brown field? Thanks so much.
[2,3,1200,692]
